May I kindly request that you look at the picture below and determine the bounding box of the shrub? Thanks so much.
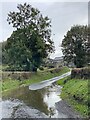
[71,67,90,79]
[39,66,44,71]
[50,68,61,73]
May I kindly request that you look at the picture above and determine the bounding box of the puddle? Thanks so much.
[1,72,81,119]
[2,84,64,118]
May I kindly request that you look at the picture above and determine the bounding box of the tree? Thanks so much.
[61,25,88,68]
[87,26,90,65]
[2,41,9,65]
[4,3,54,71]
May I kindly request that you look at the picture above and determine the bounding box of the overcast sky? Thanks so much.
[0,0,88,58]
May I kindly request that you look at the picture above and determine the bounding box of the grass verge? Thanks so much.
[2,66,69,93]
[57,77,89,117]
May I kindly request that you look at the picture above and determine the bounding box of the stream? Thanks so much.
[1,85,67,118]
[1,71,81,119]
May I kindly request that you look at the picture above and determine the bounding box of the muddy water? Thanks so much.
[2,84,67,118]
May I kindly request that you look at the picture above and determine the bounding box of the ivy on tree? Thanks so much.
[4,3,54,71]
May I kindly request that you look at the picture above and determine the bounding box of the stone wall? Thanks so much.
[2,71,34,80]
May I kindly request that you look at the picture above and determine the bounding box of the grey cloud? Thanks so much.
[1,2,88,58]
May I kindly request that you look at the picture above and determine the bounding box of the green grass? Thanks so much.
[57,77,89,117]
[2,66,69,92]
[57,76,71,85]
[0,65,9,71]
[0,65,2,71]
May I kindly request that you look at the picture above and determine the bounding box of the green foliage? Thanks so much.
[58,78,88,117]
[2,41,9,64]
[50,66,69,74]
[71,67,90,79]
[2,79,20,91]
[2,67,69,92]
[3,3,54,71]
[57,76,70,85]
[39,66,44,71]
[62,25,89,68]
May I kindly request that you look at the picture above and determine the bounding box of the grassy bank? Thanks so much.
[57,77,88,117]
[2,66,69,93]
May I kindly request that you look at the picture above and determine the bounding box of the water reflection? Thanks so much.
[2,84,62,118]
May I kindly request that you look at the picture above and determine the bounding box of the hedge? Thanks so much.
[71,67,90,79]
